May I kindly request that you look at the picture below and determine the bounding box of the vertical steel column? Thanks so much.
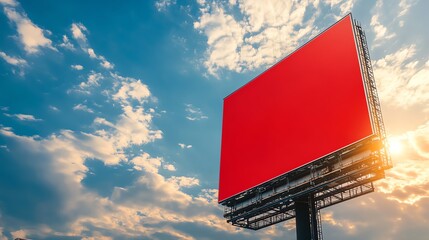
[295,197,311,240]
[295,195,321,240]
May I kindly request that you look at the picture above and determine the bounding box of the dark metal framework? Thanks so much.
[219,18,392,239]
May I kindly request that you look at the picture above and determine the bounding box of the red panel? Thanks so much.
[219,15,373,202]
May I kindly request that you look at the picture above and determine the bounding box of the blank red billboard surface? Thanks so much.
[219,15,373,202]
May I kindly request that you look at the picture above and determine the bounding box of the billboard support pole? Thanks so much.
[295,197,311,240]
[295,194,321,240]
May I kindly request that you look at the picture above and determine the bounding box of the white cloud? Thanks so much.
[0,51,26,65]
[163,164,176,171]
[0,124,248,240]
[0,145,9,152]
[49,105,59,111]
[1,126,119,176]
[112,75,151,105]
[193,0,367,76]
[4,113,42,121]
[194,0,318,76]
[112,165,196,208]
[185,104,207,121]
[71,23,88,43]
[100,59,114,69]
[398,0,418,16]
[87,48,97,58]
[71,64,84,70]
[373,45,429,110]
[323,0,356,16]
[69,24,114,70]
[79,72,103,91]
[0,126,124,239]
[59,35,75,50]
[194,3,244,75]
[155,0,176,12]
[94,106,162,150]
[178,143,192,149]
[3,7,55,53]
[87,48,114,69]
[73,104,94,113]
[0,12,242,239]
[371,14,395,42]
[132,153,162,173]
[167,176,199,188]
[0,0,17,6]
[11,229,27,239]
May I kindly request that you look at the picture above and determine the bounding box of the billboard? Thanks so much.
[219,14,373,203]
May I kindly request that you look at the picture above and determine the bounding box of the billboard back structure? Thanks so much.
[218,14,391,235]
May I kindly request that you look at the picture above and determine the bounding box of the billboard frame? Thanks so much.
[218,14,377,203]
[219,14,392,238]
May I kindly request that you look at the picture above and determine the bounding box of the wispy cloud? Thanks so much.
[398,0,418,16]
[0,50,26,76]
[78,72,103,92]
[100,59,114,69]
[2,5,55,54]
[71,22,88,46]
[324,0,357,17]
[0,51,26,65]
[178,143,192,149]
[94,107,162,150]
[371,15,395,41]
[71,64,84,70]
[59,35,75,50]
[373,45,429,110]
[87,48,97,58]
[0,0,18,7]
[69,23,114,70]
[185,104,207,121]
[4,113,42,121]
[370,1,395,44]
[72,104,94,113]
[155,0,176,12]
[0,145,9,152]
[49,105,59,111]
[167,176,199,188]
[87,48,114,69]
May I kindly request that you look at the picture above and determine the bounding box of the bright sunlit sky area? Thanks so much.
[0,0,429,239]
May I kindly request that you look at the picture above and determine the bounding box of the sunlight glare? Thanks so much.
[389,137,403,155]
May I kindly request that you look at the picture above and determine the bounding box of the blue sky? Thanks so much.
[0,0,429,239]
